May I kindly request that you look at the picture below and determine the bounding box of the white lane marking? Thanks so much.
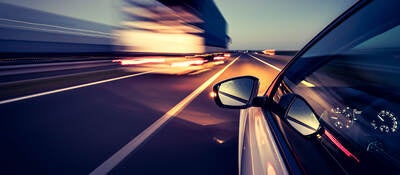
[250,55,315,87]
[250,54,315,88]
[0,67,123,86]
[249,54,282,71]
[90,56,240,175]
[0,71,154,105]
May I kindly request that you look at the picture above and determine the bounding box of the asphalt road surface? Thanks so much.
[0,53,291,174]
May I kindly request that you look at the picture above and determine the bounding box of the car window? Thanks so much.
[274,0,400,173]
[354,25,400,50]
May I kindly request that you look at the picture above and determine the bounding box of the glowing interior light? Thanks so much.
[324,130,360,163]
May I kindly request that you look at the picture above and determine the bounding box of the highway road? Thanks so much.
[0,53,291,174]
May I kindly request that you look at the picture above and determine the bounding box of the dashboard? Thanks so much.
[317,93,400,168]
[324,105,398,134]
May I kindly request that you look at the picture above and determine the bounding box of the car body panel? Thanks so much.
[239,107,288,175]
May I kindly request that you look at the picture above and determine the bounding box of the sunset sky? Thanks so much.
[0,0,356,50]
[214,0,356,50]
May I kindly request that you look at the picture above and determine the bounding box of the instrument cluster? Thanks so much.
[326,106,398,134]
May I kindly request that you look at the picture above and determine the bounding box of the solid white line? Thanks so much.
[90,56,240,175]
[0,67,123,86]
[0,71,154,105]
[249,54,282,71]
[250,54,315,88]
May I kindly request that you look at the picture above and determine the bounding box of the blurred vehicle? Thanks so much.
[190,53,231,62]
[213,53,227,60]
[212,1,400,174]
[262,49,276,55]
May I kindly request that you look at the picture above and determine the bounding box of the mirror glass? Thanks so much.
[286,97,320,136]
[218,77,256,107]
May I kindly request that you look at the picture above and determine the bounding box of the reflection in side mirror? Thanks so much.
[281,94,321,136]
[213,76,259,109]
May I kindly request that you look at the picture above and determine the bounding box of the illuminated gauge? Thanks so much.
[371,110,398,133]
[330,106,362,129]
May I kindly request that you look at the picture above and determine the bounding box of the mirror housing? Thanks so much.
[213,76,259,109]
[279,94,321,136]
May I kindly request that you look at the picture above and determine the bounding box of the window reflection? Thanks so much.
[218,78,254,106]
[281,0,400,172]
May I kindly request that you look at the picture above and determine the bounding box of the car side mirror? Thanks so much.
[212,76,259,109]
[279,94,321,136]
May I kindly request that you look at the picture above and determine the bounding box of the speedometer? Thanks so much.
[371,110,398,133]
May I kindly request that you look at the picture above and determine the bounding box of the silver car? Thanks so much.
[213,1,400,174]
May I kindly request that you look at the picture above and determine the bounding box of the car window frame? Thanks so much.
[260,1,373,174]
[265,0,370,99]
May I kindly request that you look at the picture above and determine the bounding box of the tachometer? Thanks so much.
[371,110,398,133]
[329,106,362,129]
